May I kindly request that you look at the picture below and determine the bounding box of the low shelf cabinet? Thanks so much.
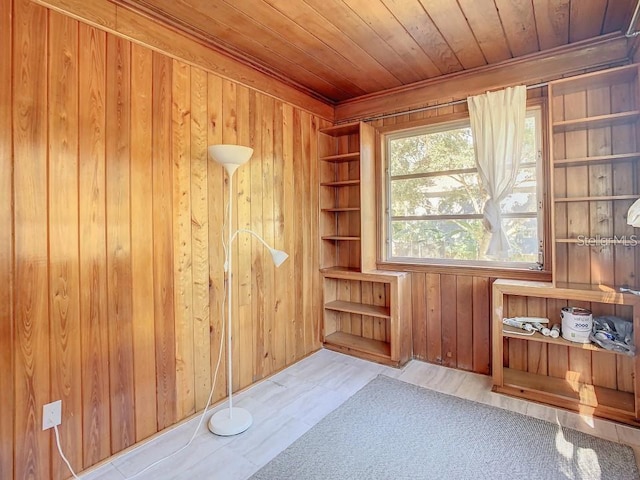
[492,279,640,426]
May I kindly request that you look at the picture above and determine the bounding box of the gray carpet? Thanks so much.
[250,375,640,480]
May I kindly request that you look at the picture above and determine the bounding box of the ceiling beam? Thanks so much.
[335,33,631,123]
[32,0,335,121]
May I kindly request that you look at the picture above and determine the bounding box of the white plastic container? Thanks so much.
[560,307,593,344]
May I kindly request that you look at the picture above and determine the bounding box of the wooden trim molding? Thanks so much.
[335,33,631,122]
[31,0,335,121]
[377,262,552,282]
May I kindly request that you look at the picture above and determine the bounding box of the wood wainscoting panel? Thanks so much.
[152,51,177,432]
[0,0,13,479]
[105,34,136,452]
[130,42,158,443]
[190,66,212,411]
[409,272,492,374]
[2,3,324,478]
[48,11,83,477]
[78,22,112,465]
[13,1,51,478]
[172,59,195,420]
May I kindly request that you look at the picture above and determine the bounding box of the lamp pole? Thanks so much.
[207,145,288,436]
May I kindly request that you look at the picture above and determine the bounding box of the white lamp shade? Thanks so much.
[208,145,253,175]
[269,248,289,267]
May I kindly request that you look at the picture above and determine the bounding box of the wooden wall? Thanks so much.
[0,1,322,478]
[370,101,498,374]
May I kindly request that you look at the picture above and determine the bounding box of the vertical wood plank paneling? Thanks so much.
[440,274,457,367]
[301,111,314,352]
[152,51,176,430]
[78,23,110,466]
[272,100,287,371]
[8,5,331,475]
[13,1,50,478]
[525,297,547,375]
[249,90,264,384]
[564,91,591,284]
[105,34,135,452]
[586,86,614,286]
[507,295,527,371]
[207,73,227,403]
[0,0,13,474]
[282,103,296,365]
[172,59,195,418]
[361,281,374,339]
[48,11,82,476]
[293,108,306,359]
[309,116,321,353]
[261,95,276,374]
[611,82,637,288]
[411,273,427,360]
[426,273,442,364]
[472,277,490,374]
[456,276,473,371]
[190,66,211,410]
[130,42,157,441]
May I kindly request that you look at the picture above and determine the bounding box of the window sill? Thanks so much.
[377,261,552,281]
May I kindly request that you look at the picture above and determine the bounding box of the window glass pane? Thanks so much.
[386,108,542,266]
[521,115,538,164]
[391,219,486,260]
[391,174,484,217]
[390,217,538,262]
[500,166,537,214]
[389,125,475,176]
[503,217,538,262]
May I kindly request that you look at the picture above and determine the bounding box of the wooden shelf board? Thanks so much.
[320,266,361,275]
[319,122,360,137]
[321,207,360,212]
[319,152,360,163]
[550,65,638,96]
[324,331,391,358]
[321,236,360,241]
[554,195,639,202]
[502,326,626,355]
[502,368,635,415]
[321,266,407,282]
[554,153,640,167]
[325,300,390,318]
[552,111,640,133]
[320,179,360,187]
[493,279,640,305]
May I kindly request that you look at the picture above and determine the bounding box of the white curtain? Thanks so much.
[467,86,526,258]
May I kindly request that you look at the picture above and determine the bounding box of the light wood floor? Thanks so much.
[81,349,640,480]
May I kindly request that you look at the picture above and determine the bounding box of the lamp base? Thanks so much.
[208,407,253,436]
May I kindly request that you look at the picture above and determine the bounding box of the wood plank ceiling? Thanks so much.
[116,0,636,104]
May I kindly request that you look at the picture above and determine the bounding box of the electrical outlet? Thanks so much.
[42,400,62,430]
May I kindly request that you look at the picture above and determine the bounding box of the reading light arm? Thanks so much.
[225,228,288,271]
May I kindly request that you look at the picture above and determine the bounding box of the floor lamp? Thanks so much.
[207,144,289,436]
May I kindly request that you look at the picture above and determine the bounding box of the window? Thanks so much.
[385,107,543,268]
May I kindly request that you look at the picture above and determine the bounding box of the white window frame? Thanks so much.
[383,106,544,269]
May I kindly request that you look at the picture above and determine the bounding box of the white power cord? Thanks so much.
[53,424,80,479]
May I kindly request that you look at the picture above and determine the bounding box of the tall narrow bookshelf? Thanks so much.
[319,121,376,272]
[318,122,411,366]
[548,64,640,288]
